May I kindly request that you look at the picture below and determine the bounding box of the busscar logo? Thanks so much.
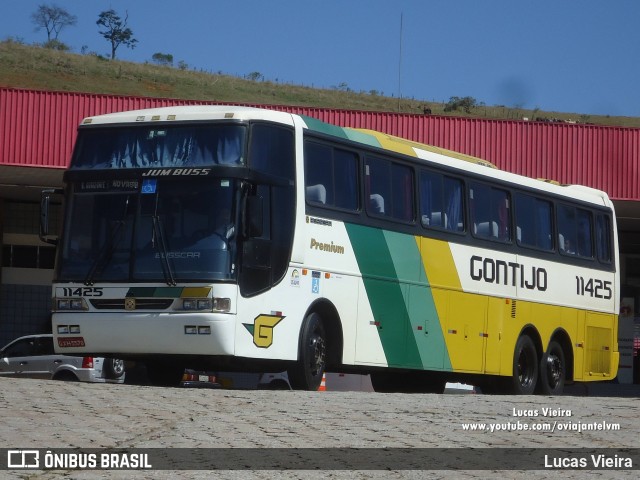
[243,314,285,348]
[141,168,211,177]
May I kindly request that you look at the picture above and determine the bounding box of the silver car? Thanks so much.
[0,334,125,383]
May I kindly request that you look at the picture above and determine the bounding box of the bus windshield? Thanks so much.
[71,124,246,169]
[58,177,239,284]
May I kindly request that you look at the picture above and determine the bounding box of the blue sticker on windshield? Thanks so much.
[141,179,157,194]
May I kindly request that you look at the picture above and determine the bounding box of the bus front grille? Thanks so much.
[90,299,174,310]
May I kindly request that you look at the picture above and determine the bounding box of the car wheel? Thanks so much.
[104,358,125,379]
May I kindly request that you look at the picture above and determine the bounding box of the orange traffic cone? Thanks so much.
[318,373,326,391]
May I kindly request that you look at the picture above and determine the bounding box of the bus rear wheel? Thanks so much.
[288,312,326,391]
[511,335,538,395]
[538,340,565,395]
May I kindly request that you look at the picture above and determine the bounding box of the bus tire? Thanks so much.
[288,312,326,391]
[538,340,565,395]
[511,335,538,395]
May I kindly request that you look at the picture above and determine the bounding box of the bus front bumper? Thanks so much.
[52,312,236,357]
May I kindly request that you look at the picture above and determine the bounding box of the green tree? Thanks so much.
[96,9,138,60]
[31,4,77,42]
[246,71,263,81]
[43,39,70,51]
[444,96,477,114]
[151,52,173,66]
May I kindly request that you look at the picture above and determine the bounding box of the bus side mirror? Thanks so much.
[40,188,62,245]
[244,196,264,238]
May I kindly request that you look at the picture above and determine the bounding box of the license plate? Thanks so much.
[58,337,86,348]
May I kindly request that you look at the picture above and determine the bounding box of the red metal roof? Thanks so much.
[1,87,639,200]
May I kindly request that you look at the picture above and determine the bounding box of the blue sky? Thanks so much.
[2,0,639,117]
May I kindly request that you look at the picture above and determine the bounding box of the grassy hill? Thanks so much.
[2,40,639,128]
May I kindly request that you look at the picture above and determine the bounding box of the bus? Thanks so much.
[41,105,619,394]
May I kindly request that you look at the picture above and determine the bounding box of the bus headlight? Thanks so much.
[182,297,230,312]
[212,297,231,312]
[55,298,88,311]
[183,298,209,311]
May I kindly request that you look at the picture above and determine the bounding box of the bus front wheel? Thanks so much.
[538,340,565,395]
[288,312,326,391]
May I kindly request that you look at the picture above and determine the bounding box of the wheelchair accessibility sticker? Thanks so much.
[311,271,321,294]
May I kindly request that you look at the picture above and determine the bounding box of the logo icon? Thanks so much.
[125,298,136,310]
[290,269,300,288]
[311,271,321,294]
[141,179,157,194]
[243,314,285,348]
[8,450,40,469]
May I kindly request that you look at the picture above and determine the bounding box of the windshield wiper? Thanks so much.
[152,215,177,286]
[84,221,124,286]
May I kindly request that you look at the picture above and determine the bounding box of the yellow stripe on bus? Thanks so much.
[181,287,212,297]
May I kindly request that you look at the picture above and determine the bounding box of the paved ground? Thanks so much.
[0,377,638,479]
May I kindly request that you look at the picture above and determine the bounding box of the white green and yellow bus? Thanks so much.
[41,105,619,394]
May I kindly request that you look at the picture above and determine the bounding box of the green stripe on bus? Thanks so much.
[300,115,349,139]
[383,231,451,370]
[346,224,452,371]
[343,128,382,148]
[345,224,421,368]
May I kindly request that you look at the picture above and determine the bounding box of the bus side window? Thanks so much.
[515,193,553,251]
[365,157,390,218]
[470,183,511,242]
[420,170,463,232]
[557,205,575,254]
[596,214,612,263]
[576,209,593,257]
[333,149,358,210]
[304,142,332,205]
[558,204,593,258]
[241,124,296,297]
[250,124,295,181]
[303,141,358,211]
[366,156,414,222]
